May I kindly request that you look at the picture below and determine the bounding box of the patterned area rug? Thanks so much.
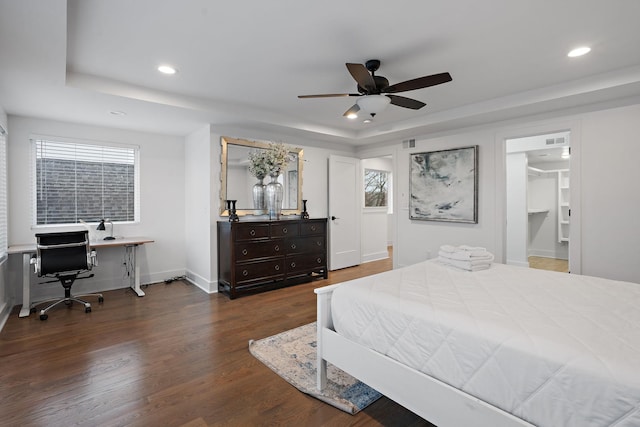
[249,322,382,414]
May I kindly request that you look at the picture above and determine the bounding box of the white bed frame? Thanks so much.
[315,284,535,427]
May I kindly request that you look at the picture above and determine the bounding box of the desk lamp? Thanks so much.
[97,219,115,240]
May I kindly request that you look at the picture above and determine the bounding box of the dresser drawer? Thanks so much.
[235,224,270,241]
[270,223,299,238]
[300,221,326,236]
[286,236,325,254]
[235,259,285,284]
[286,253,326,274]
[235,241,283,261]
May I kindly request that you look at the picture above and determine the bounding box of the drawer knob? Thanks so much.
[311,225,316,231]
[274,245,280,251]
[282,227,288,234]
[242,270,249,276]
[291,243,296,249]
[242,249,248,256]
[290,262,296,268]
[316,241,321,246]
[317,258,322,264]
[274,265,280,271]
[250,229,256,236]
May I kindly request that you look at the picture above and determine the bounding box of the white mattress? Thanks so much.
[331,260,640,427]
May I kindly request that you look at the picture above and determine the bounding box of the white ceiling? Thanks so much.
[2,0,640,146]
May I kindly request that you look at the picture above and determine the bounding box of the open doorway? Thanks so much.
[361,156,394,262]
[506,132,570,273]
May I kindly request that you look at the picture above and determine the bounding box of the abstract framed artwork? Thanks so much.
[409,146,478,223]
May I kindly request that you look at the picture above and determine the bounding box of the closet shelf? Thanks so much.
[528,208,549,215]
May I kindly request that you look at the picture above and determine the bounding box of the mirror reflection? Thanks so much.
[220,137,303,216]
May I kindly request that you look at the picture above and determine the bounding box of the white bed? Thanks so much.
[315,260,640,427]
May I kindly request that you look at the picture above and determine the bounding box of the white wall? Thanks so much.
[0,104,10,329]
[506,153,529,266]
[579,105,640,282]
[391,130,499,267]
[185,125,214,292]
[384,103,640,283]
[7,116,187,303]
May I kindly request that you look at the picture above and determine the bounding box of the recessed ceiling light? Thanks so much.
[110,110,126,116]
[158,65,177,75]
[346,112,358,119]
[363,119,372,124]
[568,47,591,58]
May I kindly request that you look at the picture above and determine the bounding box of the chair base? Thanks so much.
[32,293,104,321]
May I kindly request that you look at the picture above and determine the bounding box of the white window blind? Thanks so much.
[0,127,7,260]
[33,138,139,225]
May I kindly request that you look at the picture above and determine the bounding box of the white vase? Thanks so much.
[252,178,266,210]
[265,174,283,220]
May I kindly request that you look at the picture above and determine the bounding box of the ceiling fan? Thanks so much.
[298,59,452,119]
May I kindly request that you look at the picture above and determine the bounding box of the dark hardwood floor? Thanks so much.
[0,252,433,427]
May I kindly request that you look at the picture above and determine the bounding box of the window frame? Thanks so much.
[363,168,390,208]
[30,135,140,228]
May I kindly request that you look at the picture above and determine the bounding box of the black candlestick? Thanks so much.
[228,200,239,222]
[301,199,309,219]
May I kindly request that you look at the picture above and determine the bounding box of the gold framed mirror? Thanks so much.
[220,136,303,216]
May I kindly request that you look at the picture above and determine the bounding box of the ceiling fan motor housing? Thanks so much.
[358,75,389,94]
[365,59,381,72]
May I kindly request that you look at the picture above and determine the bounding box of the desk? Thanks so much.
[8,236,154,318]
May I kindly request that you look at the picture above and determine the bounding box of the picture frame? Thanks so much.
[409,146,478,223]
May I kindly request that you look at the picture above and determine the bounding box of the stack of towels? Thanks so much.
[437,245,494,271]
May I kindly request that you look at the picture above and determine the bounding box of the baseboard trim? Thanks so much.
[185,270,217,294]
[0,298,15,333]
[362,251,389,264]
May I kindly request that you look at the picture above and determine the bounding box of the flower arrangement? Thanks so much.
[248,142,292,179]
[248,150,268,180]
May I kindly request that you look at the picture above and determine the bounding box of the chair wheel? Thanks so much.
[40,314,48,321]
[85,307,91,313]
[98,296,104,303]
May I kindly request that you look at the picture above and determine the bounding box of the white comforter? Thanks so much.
[331,260,640,427]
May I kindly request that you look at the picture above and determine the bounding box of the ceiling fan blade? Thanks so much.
[343,104,360,117]
[346,63,376,92]
[384,72,452,93]
[387,95,426,110]
[298,93,359,98]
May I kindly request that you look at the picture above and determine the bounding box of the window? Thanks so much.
[0,127,7,260]
[364,169,389,207]
[32,138,139,225]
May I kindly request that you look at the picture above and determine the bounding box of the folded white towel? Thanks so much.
[438,250,494,262]
[458,245,486,252]
[437,256,492,271]
[457,245,490,257]
[440,244,458,253]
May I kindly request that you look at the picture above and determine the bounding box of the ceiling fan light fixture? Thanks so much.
[357,95,390,114]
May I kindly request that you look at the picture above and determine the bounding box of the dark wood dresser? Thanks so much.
[217,218,328,298]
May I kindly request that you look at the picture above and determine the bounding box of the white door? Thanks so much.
[328,155,361,270]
